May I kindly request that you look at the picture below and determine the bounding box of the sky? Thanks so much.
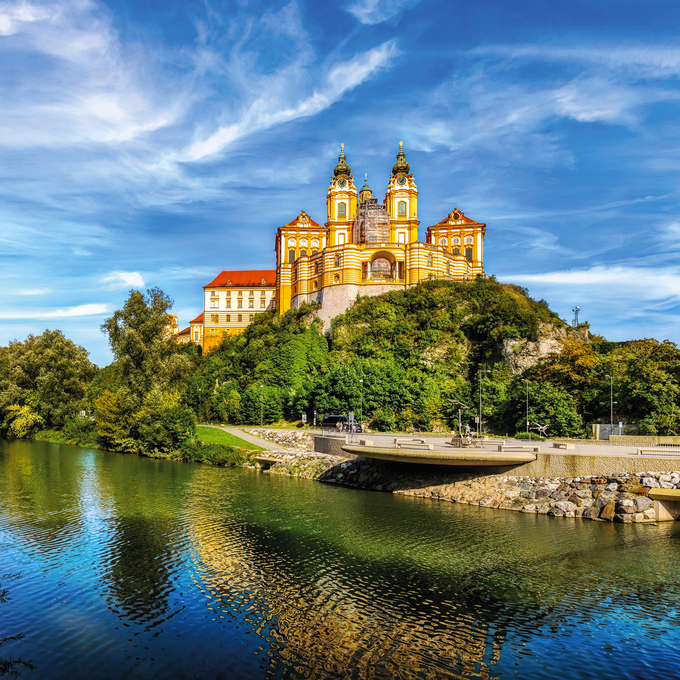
[3,0,680,366]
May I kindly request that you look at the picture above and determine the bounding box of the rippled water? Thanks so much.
[2,439,680,679]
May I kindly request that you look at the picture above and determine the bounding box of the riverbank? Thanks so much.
[248,429,680,523]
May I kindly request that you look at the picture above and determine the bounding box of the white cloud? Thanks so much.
[184,40,399,161]
[0,0,184,148]
[506,265,680,306]
[14,288,50,295]
[346,0,420,25]
[102,271,145,288]
[0,303,109,319]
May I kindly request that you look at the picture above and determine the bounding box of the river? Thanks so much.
[1,438,680,679]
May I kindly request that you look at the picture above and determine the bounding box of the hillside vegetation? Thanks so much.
[2,277,680,451]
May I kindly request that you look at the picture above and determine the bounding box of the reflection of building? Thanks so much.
[276,143,486,326]
[201,271,276,352]
[188,143,487,351]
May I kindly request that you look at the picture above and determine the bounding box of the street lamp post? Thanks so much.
[523,379,529,435]
[451,399,470,443]
[260,384,264,427]
[605,374,616,434]
[359,379,364,433]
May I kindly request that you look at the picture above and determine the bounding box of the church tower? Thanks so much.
[326,144,357,247]
[385,142,419,244]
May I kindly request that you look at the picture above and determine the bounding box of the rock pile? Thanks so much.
[243,428,313,451]
[316,461,680,523]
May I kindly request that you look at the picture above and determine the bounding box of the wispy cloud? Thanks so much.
[184,39,399,161]
[15,288,50,295]
[102,271,145,288]
[0,303,109,319]
[346,0,420,25]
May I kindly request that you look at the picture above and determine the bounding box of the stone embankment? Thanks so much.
[247,429,677,523]
[242,428,314,451]
[317,460,676,523]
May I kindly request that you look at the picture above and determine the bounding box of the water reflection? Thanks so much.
[1,439,680,680]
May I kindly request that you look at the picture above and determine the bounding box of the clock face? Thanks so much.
[338,178,347,188]
[397,176,407,186]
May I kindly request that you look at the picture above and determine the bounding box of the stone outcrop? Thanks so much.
[501,322,588,374]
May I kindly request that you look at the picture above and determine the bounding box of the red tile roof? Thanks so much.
[190,312,204,324]
[204,270,276,288]
[285,211,321,227]
[178,327,190,335]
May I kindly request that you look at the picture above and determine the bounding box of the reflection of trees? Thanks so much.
[0,575,35,678]
[0,439,86,564]
[185,471,531,679]
[97,454,194,629]
[102,515,176,626]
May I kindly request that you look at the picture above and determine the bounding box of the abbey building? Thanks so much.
[180,144,486,351]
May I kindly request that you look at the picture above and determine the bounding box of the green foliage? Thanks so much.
[0,329,95,433]
[100,287,193,407]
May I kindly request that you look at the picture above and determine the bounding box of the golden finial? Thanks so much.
[365,172,367,180]
[341,143,344,153]
[399,141,403,149]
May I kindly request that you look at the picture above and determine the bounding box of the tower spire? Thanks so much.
[392,141,410,176]
[334,143,351,177]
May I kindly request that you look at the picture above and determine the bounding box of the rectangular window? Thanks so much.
[210,300,217,308]
[249,300,254,308]
[237,300,242,308]
[249,290,254,297]
[210,291,218,297]
[226,314,231,322]
[226,290,231,296]
[237,314,242,322]
[260,290,266,297]
[210,314,217,322]
[249,314,254,321]
[260,300,266,308]
[226,300,231,308]
[238,290,243,297]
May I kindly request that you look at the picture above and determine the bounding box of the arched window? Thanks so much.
[288,249,295,263]
[338,202,347,218]
[398,200,407,216]
[465,247,473,262]
[300,249,307,257]
[312,248,318,255]
[453,247,460,256]
[334,254,340,268]
[427,253,433,266]
[314,262,319,274]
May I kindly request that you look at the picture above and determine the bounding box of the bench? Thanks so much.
[394,438,434,450]
[497,444,540,453]
[553,442,575,450]
[635,448,680,457]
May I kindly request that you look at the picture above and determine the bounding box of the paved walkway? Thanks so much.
[202,425,285,452]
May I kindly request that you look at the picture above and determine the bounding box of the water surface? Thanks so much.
[1,438,680,679]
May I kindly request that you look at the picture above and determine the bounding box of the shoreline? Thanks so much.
[15,428,680,524]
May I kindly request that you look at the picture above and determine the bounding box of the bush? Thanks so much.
[62,415,98,445]
[515,432,542,440]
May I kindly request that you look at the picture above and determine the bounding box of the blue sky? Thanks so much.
[3,0,680,366]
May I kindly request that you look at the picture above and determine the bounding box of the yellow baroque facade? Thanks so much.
[275,143,486,327]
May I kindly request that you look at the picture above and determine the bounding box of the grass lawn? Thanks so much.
[196,426,263,450]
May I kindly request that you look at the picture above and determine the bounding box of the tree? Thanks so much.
[101,287,192,405]
[0,330,95,434]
